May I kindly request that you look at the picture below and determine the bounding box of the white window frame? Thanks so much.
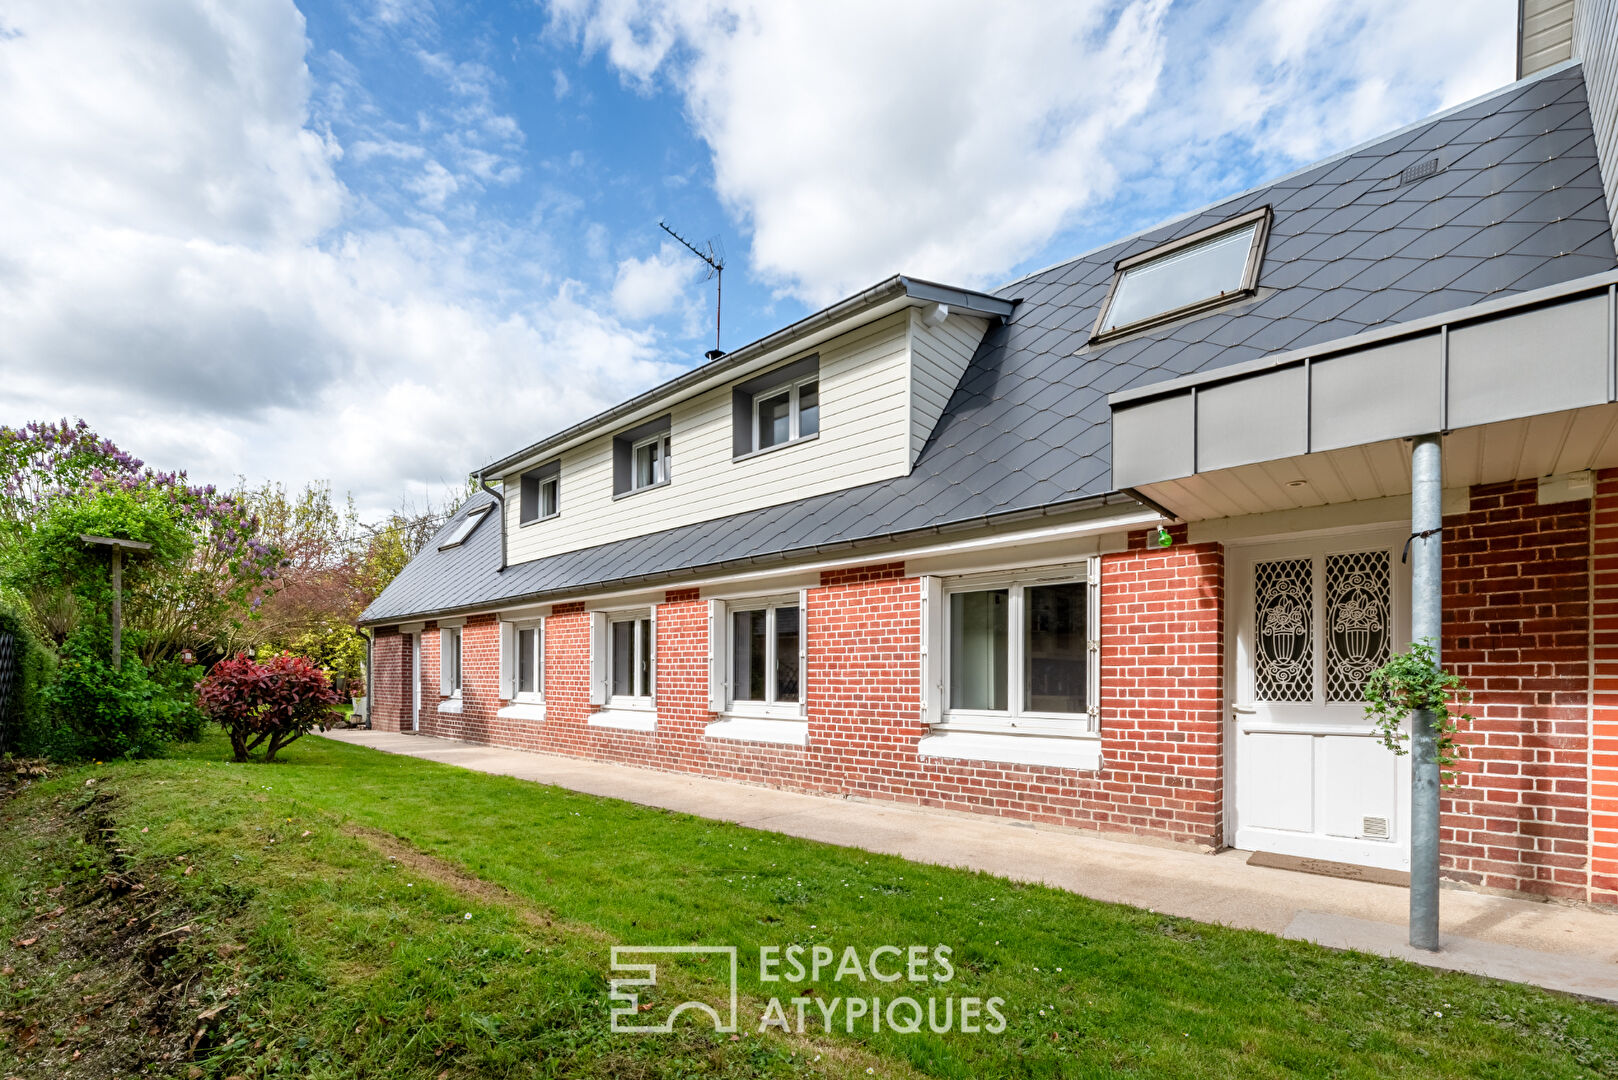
[940,562,1099,737]
[719,594,806,721]
[605,608,655,709]
[509,618,544,704]
[439,625,463,699]
[538,475,559,520]
[629,433,671,492]
[750,374,819,453]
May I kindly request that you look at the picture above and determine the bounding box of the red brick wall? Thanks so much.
[368,629,413,732]
[1095,526,1225,845]
[1591,471,1618,904]
[364,548,1229,850]
[1442,481,1591,900]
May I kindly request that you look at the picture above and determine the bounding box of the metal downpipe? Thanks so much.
[477,471,507,573]
[1409,433,1443,951]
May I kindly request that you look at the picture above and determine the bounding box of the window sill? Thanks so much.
[611,479,670,502]
[732,431,819,464]
[519,513,560,528]
[587,708,657,733]
[497,701,547,721]
[918,729,1100,771]
[437,698,464,715]
[722,702,804,722]
[705,716,809,747]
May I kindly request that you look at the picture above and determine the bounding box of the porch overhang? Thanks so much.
[1108,269,1618,521]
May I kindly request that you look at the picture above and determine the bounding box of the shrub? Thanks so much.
[198,654,338,762]
[0,596,57,757]
[147,656,207,744]
[41,636,162,761]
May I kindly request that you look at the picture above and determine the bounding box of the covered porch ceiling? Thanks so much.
[1108,269,1618,522]
[1136,403,1618,521]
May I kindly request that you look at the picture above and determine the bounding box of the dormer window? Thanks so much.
[632,432,671,490]
[731,354,820,459]
[1092,206,1271,342]
[519,461,560,524]
[612,415,672,498]
[753,375,819,451]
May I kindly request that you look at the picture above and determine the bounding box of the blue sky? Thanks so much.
[0,0,1516,517]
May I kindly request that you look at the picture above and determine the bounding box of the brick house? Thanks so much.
[362,5,1618,905]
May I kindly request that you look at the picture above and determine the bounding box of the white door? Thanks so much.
[1228,529,1411,870]
[410,632,421,733]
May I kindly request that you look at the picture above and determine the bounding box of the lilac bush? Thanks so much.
[0,418,284,662]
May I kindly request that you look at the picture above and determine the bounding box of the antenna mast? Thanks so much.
[659,220,725,360]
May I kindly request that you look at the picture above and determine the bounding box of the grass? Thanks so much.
[2,731,1615,1079]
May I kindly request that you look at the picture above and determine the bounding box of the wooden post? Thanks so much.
[79,535,152,670]
[110,547,122,670]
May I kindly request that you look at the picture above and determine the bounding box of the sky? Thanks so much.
[0,0,1517,521]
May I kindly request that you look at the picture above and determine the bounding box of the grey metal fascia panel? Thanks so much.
[1195,365,1309,473]
[1108,267,1618,406]
[1447,293,1611,427]
[896,276,1017,320]
[1309,334,1444,452]
[1111,393,1195,488]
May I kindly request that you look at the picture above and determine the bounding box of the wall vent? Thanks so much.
[1362,815,1391,840]
[1399,157,1441,185]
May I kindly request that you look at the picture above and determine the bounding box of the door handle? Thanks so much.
[1232,704,1257,715]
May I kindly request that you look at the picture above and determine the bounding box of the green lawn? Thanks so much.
[3,731,1615,1079]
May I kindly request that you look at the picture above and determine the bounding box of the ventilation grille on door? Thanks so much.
[1362,816,1391,840]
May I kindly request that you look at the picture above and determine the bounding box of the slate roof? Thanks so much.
[363,62,1616,625]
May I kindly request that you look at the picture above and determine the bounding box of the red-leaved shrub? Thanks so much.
[197,653,339,762]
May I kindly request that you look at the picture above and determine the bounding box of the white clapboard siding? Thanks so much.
[908,310,989,466]
[504,311,924,564]
[1521,0,1575,77]
[1574,0,1618,245]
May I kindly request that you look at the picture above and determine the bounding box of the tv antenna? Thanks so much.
[659,220,726,360]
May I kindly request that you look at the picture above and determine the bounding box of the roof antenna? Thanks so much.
[659,219,726,360]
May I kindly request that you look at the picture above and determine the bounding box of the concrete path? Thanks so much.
[319,729,1618,1002]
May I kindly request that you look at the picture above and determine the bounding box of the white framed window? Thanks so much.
[439,625,463,698]
[1092,206,1270,342]
[631,434,670,492]
[935,563,1099,736]
[503,619,544,703]
[598,609,654,708]
[751,375,820,453]
[520,464,560,524]
[719,595,804,718]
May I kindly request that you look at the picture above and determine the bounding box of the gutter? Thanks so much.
[359,490,1158,627]
[477,471,507,572]
[480,275,1015,478]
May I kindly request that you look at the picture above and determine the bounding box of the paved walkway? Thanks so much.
[319,729,1618,1002]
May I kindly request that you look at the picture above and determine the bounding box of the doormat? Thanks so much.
[1246,850,1411,888]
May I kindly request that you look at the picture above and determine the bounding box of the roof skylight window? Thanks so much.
[438,503,493,550]
[1092,206,1271,341]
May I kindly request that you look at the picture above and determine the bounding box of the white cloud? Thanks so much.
[0,0,677,518]
[611,242,703,321]
[551,0,1516,303]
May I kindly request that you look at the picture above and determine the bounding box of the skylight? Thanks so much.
[1093,207,1271,341]
[438,504,493,550]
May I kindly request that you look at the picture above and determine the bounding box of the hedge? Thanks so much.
[0,597,56,758]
